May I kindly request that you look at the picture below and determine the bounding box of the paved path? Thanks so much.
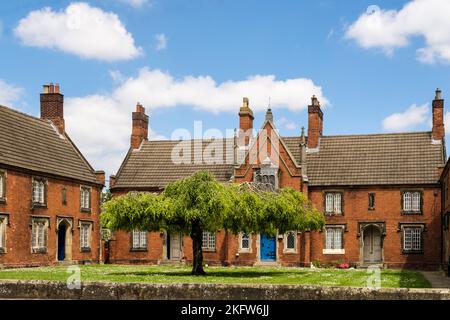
[421,271,450,288]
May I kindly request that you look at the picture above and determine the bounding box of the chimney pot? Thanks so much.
[436,88,442,100]
[55,84,60,94]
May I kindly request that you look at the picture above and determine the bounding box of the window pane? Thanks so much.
[202,232,215,249]
[325,194,333,212]
[412,192,420,212]
[0,175,3,198]
[325,228,333,249]
[0,218,4,248]
[241,234,249,249]
[287,232,295,249]
[403,227,422,251]
[334,194,342,213]
[404,192,411,211]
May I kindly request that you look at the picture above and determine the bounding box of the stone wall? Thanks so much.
[0,280,449,300]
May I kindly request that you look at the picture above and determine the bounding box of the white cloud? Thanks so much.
[345,0,450,63]
[14,2,142,61]
[109,70,125,83]
[155,33,167,51]
[0,80,23,106]
[65,68,327,174]
[117,0,150,8]
[276,117,297,131]
[382,103,429,132]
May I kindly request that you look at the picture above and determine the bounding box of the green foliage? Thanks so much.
[101,171,325,235]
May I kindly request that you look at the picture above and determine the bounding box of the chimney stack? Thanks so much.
[40,83,65,134]
[131,102,149,149]
[307,95,323,149]
[238,97,254,146]
[432,88,445,141]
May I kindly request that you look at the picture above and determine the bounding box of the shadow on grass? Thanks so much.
[107,270,300,278]
[398,270,431,288]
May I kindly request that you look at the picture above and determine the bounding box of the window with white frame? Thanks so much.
[80,187,91,210]
[403,226,423,252]
[202,232,216,250]
[239,233,251,252]
[31,218,48,253]
[284,231,296,252]
[32,179,46,205]
[402,191,421,213]
[325,227,343,250]
[0,215,7,252]
[80,222,92,251]
[0,171,5,200]
[325,192,342,214]
[132,230,147,250]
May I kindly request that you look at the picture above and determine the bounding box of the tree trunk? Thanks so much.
[191,222,206,275]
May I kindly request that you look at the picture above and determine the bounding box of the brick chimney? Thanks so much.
[432,88,445,141]
[131,103,149,149]
[239,97,254,146]
[40,83,65,134]
[307,95,323,149]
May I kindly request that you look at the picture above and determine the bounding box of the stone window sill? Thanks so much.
[81,247,91,253]
[80,208,92,214]
[283,249,297,254]
[0,198,5,204]
[32,248,47,254]
[130,248,147,252]
[322,249,345,255]
[202,248,216,252]
[401,211,423,215]
[0,247,5,254]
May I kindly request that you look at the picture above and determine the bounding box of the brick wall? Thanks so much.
[309,186,441,269]
[0,168,102,267]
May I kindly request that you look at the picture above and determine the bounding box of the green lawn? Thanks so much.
[0,264,431,288]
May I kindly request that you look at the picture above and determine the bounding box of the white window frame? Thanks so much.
[32,179,46,205]
[0,171,5,200]
[80,222,92,250]
[202,232,216,251]
[131,230,147,250]
[283,231,298,253]
[323,226,345,254]
[238,232,252,253]
[80,186,91,210]
[31,218,49,253]
[0,215,8,252]
[402,225,423,253]
[403,191,421,213]
[325,192,342,215]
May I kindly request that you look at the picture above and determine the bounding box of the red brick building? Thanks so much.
[0,84,104,267]
[108,90,445,270]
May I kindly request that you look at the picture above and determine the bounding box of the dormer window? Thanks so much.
[254,159,279,190]
[32,178,46,206]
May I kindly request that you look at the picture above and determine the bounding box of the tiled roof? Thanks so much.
[113,139,235,189]
[114,132,445,189]
[0,105,101,184]
[284,132,445,186]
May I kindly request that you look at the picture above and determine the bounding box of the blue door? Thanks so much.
[260,234,276,261]
[58,225,66,261]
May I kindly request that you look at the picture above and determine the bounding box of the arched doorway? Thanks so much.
[57,219,72,262]
[362,225,382,264]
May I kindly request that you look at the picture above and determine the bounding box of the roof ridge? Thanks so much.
[282,131,432,139]
[0,104,48,125]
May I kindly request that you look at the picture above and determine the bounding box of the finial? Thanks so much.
[301,126,306,145]
[243,97,249,108]
[311,95,320,106]
[435,88,442,100]
[265,106,273,122]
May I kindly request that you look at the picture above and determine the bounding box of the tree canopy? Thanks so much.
[101,171,325,275]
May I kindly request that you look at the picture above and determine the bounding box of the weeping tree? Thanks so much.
[101,171,324,275]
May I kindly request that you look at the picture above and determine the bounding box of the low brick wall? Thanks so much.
[0,280,449,300]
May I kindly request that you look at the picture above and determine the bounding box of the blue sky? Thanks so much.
[0,0,449,174]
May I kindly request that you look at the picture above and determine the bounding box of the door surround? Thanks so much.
[56,217,73,262]
[358,221,385,266]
